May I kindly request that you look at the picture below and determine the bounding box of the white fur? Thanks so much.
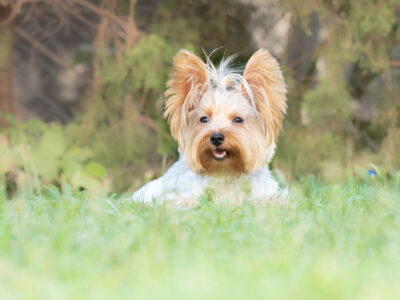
[131,153,281,205]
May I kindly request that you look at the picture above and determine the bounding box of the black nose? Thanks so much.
[210,133,225,146]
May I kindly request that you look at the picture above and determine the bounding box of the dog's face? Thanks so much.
[164,49,287,177]
[184,89,266,176]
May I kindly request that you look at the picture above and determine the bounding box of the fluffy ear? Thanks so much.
[243,49,287,144]
[164,50,208,148]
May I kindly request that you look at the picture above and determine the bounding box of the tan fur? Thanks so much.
[164,49,287,178]
[164,50,209,150]
[183,91,267,177]
[243,49,287,144]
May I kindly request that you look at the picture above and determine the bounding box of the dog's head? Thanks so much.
[164,49,287,177]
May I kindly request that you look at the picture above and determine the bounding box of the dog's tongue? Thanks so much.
[213,149,227,159]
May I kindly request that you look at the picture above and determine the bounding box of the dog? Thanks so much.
[132,49,287,206]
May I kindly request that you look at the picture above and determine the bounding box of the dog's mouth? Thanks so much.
[212,149,230,161]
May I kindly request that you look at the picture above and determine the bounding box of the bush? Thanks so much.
[0,119,109,199]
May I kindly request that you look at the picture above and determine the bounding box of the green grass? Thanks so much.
[1,178,400,299]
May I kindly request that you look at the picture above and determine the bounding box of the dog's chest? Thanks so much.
[162,158,279,202]
[132,158,280,204]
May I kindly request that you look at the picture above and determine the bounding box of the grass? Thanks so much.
[1,177,400,299]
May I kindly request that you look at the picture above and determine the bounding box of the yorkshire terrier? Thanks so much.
[132,49,287,205]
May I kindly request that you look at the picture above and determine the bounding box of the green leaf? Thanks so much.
[62,182,72,196]
[85,162,107,179]
[62,162,81,178]
[39,126,66,158]
[32,152,58,179]
[45,185,61,199]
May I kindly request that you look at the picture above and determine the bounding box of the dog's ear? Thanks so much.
[243,49,287,144]
[164,50,208,148]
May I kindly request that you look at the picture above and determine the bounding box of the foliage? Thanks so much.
[275,129,348,179]
[72,34,181,191]
[0,119,109,198]
[272,0,400,178]
[139,0,256,57]
[79,0,400,185]
[0,179,400,298]
[1,3,399,297]
[68,0,260,191]
[1,0,400,192]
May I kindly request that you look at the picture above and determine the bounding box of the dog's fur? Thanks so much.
[132,49,287,205]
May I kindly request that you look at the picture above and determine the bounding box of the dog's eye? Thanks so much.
[200,116,209,123]
[233,117,244,124]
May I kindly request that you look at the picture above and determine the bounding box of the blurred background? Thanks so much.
[0,0,399,197]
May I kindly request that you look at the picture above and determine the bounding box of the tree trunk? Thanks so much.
[0,5,15,127]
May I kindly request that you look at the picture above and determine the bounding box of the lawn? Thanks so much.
[0,177,400,299]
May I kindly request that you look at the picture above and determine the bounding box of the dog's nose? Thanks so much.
[210,133,225,146]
